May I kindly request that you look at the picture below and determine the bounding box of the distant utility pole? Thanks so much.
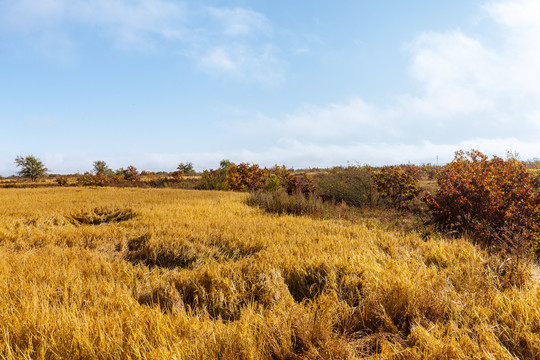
[436,156,438,165]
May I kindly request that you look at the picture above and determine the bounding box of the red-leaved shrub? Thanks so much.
[123,166,141,182]
[424,150,540,256]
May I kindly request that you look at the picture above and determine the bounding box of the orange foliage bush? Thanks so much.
[400,164,422,180]
[372,166,420,209]
[111,174,125,184]
[265,166,314,196]
[227,163,267,191]
[424,150,540,256]
[123,166,140,182]
[170,171,184,183]
[56,176,69,186]
[77,172,109,187]
[140,171,155,177]
[289,173,315,196]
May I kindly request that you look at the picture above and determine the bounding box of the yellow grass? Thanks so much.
[0,187,539,359]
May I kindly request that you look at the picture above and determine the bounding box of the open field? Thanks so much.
[0,187,539,359]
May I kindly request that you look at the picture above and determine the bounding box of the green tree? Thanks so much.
[93,160,113,176]
[177,162,195,174]
[15,155,48,181]
[196,160,234,190]
[219,159,233,177]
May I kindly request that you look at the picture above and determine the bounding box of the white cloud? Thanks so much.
[405,30,501,118]
[207,7,271,37]
[197,44,282,85]
[280,99,379,139]
[1,0,282,84]
[2,0,186,48]
[194,7,281,84]
[5,0,540,170]
[233,98,382,142]
[484,0,540,30]
[2,136,538,176]
[199,47,238,71]
[232,137,540,168]
[229,0,540,155]
[220,137,540,168]
[400,0,540,139]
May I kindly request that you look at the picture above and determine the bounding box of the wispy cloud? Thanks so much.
[5,137,535,176]
[200,0,540,166]
[2,0,187,48]
[233,99,382,142]
[191,6,281,84]
[197,44,282,85]
[207,7,272,37]
[5,0,538,172]
[223,137,540,168]
[230,0,540,153]
[199,47,238,71]
[0,0,283,83]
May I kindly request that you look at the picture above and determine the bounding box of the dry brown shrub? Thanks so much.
[425,149,540,257]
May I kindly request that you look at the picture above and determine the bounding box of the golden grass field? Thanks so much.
[0,187,539,359]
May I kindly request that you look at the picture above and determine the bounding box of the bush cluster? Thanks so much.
[198,169,228,190]
[372,166,421,209]
[56,176,69,186]
[123,166,141,182]
[264,166,314,196]
[77,173,109,187]
[227,163,267,191]
[317,166,380,207]
[425,150,540,256]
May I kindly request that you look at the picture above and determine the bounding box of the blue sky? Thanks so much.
[1,0,540,174]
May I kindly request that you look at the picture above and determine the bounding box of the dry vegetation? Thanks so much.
[0,187,539,359]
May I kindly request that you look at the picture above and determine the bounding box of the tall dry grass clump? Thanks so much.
[0,187,539,359]
[247,189,329,217]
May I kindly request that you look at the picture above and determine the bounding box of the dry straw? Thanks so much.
[0,187,538,359]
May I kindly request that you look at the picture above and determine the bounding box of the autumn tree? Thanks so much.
[372,166,420,209]
[226,163,267,191]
